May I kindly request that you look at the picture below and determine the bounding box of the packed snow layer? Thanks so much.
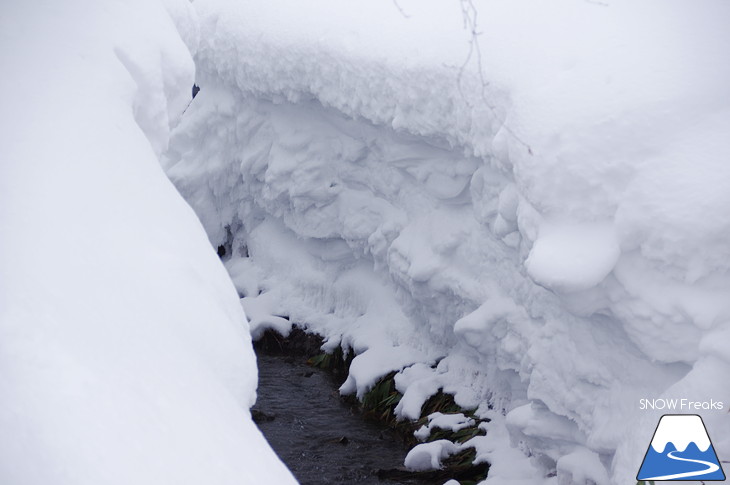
[164,0,730,483]
[0,1,294,484]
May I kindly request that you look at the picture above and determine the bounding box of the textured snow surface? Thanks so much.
[0,1,294,484]
[164,0,730,484]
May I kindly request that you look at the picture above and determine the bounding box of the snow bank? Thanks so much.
[164,0,730,483]
[0,1,294,484]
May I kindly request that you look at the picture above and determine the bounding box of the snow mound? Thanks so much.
[340,345,428,400]
[414,412,476,441]
[241,291,293,340]
[525,222,620,293]
[404,440,462,472]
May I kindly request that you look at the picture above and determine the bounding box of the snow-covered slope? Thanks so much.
[164,0,730,484]
[0,1,295,484]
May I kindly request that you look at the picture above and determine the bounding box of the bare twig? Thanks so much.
[456,0,534,155]
[391,0,411,18]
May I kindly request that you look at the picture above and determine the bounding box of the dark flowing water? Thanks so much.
[253,352,435,485]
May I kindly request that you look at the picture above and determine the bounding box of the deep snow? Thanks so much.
[0,1,294,484]
[164,0,730,483]
[3,0,729,484]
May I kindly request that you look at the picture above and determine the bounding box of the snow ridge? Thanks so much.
[165,1,730,484]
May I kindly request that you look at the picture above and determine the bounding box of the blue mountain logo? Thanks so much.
[637,414,725,481]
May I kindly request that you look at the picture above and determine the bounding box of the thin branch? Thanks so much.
[391,0,411,19]
[456,0,534,155]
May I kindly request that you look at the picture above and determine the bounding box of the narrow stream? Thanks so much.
[253,350,436,485]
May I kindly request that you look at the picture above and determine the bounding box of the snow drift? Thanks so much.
[0,1,294,484]
[163,0,730,483]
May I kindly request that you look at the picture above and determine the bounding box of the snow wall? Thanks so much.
[164,0,730,483]
[0,1,295,483]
